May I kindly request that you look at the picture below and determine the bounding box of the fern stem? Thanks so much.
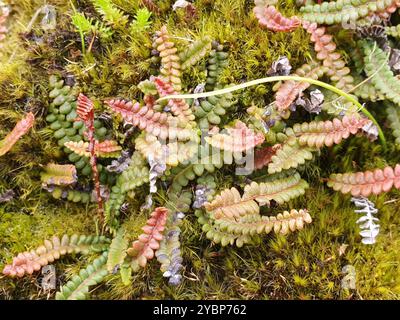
[157,76,386,147]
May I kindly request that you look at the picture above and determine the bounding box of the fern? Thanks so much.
[106,98,196,141]
[289,115,371,148]
[359,39,400,107]
[327,165,400,196]
[205,172,308,219]
[303,21,355,100]
[205,121,265,153]
[56,252,109,300]
[105,152,149,232]
[214,209,312,237]
[300,0,400,25]
[47,187,92,203]
[107,227,128,273]
[268,136,315,174]
[156,191,192,286]
[385,24,400,38]
[135,133,199,167]
[0,112,35,157]
[205,41,229,91]
[386,105,400,145]
[3,235,110,277]
[194,92,236,129]
[179,37,212,70]
[64,140,122,158]
[274,60,328,111]
[41,163,77,188]
[153,26,182,91]
[254,1,301,32]
[127,207,169,271]
[154,77,195,123]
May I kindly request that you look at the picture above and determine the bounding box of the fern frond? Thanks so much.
[290,115,371,148]
[56,252,109,300]
[360,39,400,106]
[105,152,149,232]
[194,92,236,129]
[106,98,195,141]
[3,235,110,278]
[135,133,198,167]
[154,77,195,123]
[254,2,301,32]
[353,78,386,102]
[95,140,122,158]
[327,165,400,196]
[41,163,77,188]
[107,227,128,273]
[77,93,95,125]
[205,172,308,219]
[268,137,314,174]
[205,42,229,91]
[0,112,35,157]
[386,105,400,145]
[242,172,309,206]
[205,121,265,153]
[351,197,380,245]
[195,209,254,247]
[168,145,226,193]
[303,21,355,96]
[156,191,192,286]
[64,141,90,157]
[47,187,91,204]
[179,37,212,70]
[154,26,182,91]
[300,0,400,25]
[274,60,328,111]
[127,207,169,271]
[214,209,312,236]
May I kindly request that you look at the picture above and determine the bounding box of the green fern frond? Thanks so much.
[56,252,109,300]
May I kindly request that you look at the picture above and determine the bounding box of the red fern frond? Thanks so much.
[254,144,282,170]
[275,61,328,111]
[327,165,400,197]
[76,94,103,220]
[206,121,265,153]
[106,98,194,141]
[154,77,195,123]
[0,112,35,157]
[253,2,301,33]
[154,26,182,91]
[302,21,354,92]
[292,115,371,148]
[95,140,122,158]
[127,207,169,271]
[77,93,95,125]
